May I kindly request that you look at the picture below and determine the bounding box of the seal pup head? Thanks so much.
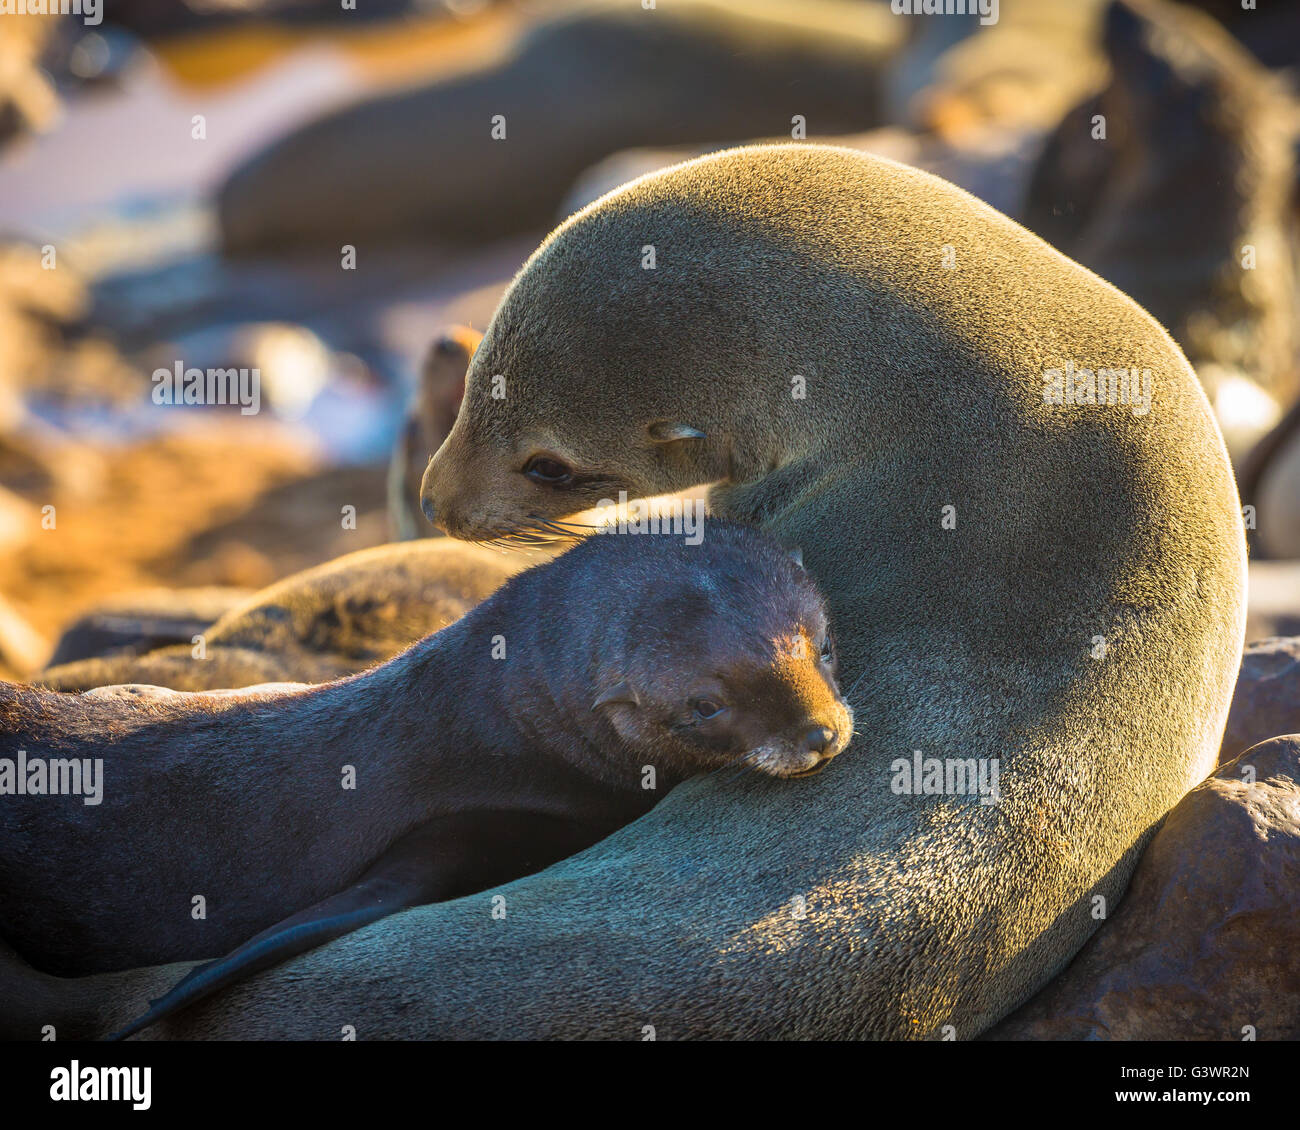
[570,522,854,780]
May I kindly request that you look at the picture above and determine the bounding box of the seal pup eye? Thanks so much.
[819,637,834,664]
[691,698,726,721]
[522,455,573,485]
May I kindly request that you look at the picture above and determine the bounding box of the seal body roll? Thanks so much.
[175,143,1245,1039]
[37,539,523,693]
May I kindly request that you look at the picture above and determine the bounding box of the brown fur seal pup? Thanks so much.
[37,539,524,693]
[1022,0,1297,416]
[218,0,899,254]
[335,141,1243,1043]
[388,327,480,542]
[0,522,850,1012]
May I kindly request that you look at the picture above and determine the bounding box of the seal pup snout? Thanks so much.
[756,701,854,780]
[784,724,843,778]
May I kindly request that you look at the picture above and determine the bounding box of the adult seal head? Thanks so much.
[127,143,1243,1040]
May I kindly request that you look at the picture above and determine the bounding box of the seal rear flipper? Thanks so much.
[107,824,455,1041]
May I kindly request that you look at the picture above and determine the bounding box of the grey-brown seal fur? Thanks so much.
[37,539,525,692]
[0,521,851,1033]
[410,143,1244,1039]
[53,142,1243,1041]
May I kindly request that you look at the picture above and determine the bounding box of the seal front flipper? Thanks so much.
[107,823,454,1041]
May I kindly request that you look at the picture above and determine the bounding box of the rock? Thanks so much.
[1221,637,1300,765]
[988,734,1300,1040]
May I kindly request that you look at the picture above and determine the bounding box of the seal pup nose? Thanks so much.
[420,495,438,525]
[804,726,836,755]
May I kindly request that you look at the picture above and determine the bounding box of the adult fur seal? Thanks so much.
[0,521,851,1024]
[218,0,898,254]
[397,142,1246,1041]
[37,539,524,693]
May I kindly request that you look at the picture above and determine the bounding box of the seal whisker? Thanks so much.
[480,528,563,552]
[722,747,769,783]
[708,747,764,778]
[523,518,586,542]
[544,519,602,531]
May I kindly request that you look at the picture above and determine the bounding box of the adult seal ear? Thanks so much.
[387,327,480,542]
[154,143,1247,1039]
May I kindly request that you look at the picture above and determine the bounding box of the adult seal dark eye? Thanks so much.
[523,456,573,485]
[691,698,726,721]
